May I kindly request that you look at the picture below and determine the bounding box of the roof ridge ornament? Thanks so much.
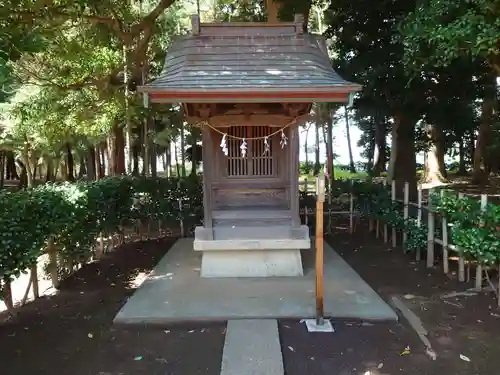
[294,14,304,36]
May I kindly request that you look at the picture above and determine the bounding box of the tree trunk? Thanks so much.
[472,98,495,184]
[96,145,105,179]
[387,113,417,198]
[166,142,172,176]
[180,120,186,178]
[86,146,96,181]
[108,125,126,176]
[65,143,75,182]
[190,128,199,177]
[314,113,321,175]
[304,124,310,165]
[115,125,126,175]
[143,117,150,176]
[0,151,5,189]
[133,141,140,175]
[6,151,18,180]
[372,119,386,176]
[174,141,180,177]
[457,138,467,175]
[150,137,157,178]
[326,111,334,179]
[44,156,54,182]
[421,124,448,184]
[344,106,356,173]
[266,0,280,22]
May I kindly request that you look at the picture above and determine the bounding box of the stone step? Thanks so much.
[214,217,292,227]
[220,320,284,375]
[213,209,291,220]
[213,226,288,240]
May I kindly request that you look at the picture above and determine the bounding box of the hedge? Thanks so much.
[0,175,203,298]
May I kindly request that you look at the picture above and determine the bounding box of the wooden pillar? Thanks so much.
[202,126,213,236]
[289,126,300,226]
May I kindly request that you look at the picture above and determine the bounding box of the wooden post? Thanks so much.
[383,180,388,243]
[349,180,354,234]
[47,237,60,289]
[178,180,185,237]
[457,192,465,281]
[427,188,435,268]
[315,171,325,325]
[416,187,422,261]
[391,180,396,247]
[403,182,409,248]
[475,194,488,290]
[441,190,449,274]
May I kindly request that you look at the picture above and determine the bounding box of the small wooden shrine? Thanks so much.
[139,14,361,278]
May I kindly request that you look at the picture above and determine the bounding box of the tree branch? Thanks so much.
[130,0,177,35]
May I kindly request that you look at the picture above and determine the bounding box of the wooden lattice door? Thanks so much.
[226,126,275,178]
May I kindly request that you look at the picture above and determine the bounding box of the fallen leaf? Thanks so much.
[288,346,295,352]
[460,354,471,362]
[377,363,384,369]
[400,346,410,356]
[134,356,143,361]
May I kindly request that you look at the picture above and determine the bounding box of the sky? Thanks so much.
[299,113,363,166]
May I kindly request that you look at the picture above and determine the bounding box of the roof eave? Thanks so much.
[138,84,362,103]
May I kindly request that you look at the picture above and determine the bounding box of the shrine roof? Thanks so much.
[139,17,362,103]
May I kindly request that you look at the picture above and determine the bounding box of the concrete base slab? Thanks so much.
[201,249,303,277]
[303,319,335,332]
[221,320,283,375]
[113,238,398,324]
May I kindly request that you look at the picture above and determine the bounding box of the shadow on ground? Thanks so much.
[279,221,500,375]
[0,237,225,375]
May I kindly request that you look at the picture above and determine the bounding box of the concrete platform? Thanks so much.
[114,238,397,324]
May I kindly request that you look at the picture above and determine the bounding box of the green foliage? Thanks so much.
[0,176,202,288]
[401,0,500,73]
[350,181,429,252]
[433,191,500,265]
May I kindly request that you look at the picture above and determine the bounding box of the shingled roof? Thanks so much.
[140,15,361,103]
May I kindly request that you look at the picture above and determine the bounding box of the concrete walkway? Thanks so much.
[221,320,283,375]
[114,238,397,324]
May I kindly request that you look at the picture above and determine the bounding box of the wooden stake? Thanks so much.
[391,180,397,247]
[457,192,465,281]
[427,188,435,268]
[349,181,354,234]
[440,190,449,274]
[403,182,409,248]
[315,171,325,325]
[475,194,488,290]
[416,187,422,261]
[47,237,60,289]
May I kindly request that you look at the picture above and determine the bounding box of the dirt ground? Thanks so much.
[281,221,500,375]
[2,225,500,375]
[0,238,225,375]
